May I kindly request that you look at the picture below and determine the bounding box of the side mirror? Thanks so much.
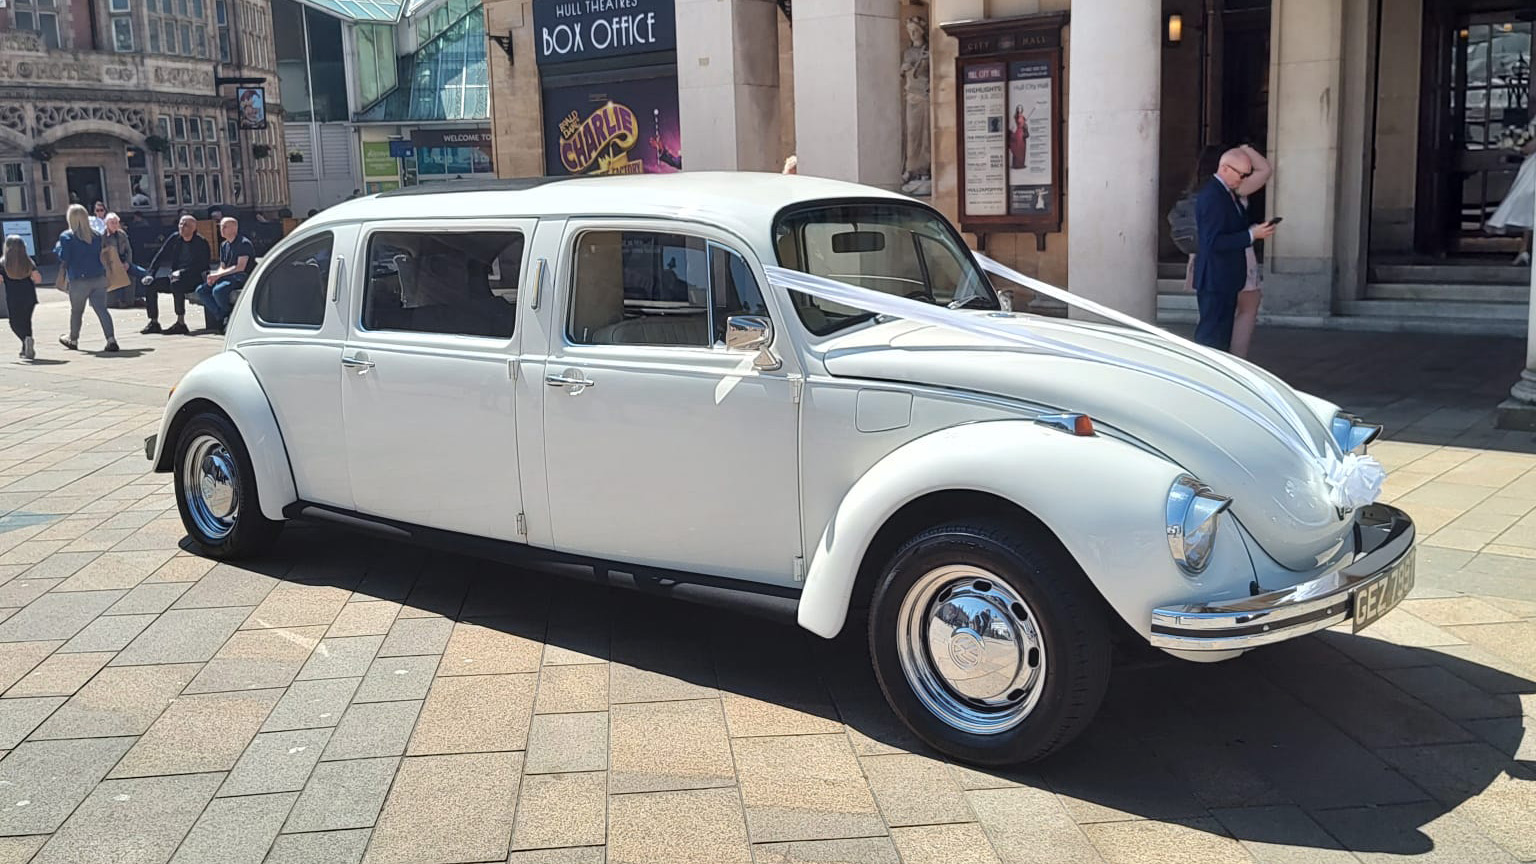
[725,315,781,370]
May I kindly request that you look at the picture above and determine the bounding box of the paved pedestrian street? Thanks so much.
[1,297,1534,864]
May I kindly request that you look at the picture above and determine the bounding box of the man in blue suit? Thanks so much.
[1193,148,1278,350]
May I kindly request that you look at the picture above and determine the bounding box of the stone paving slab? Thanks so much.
[2,308,1536,863]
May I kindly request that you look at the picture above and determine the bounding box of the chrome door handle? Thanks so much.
[341,355,375,373]
[544,372,594,389]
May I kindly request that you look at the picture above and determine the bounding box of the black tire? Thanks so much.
[173,411,281,559]
[867,518,1111,765]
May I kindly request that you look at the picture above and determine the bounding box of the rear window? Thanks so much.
[773,202,995,335]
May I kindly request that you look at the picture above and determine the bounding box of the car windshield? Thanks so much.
[773,201,997,335]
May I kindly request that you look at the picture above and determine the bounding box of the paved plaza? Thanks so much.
[0,295,1534,864]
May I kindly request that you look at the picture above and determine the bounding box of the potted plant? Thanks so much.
[252,143,273,159]
[145,135,172,155]
[288,150,304,163]
[27,144,55,162]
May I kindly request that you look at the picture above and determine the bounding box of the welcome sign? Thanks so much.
[532,0,676,65]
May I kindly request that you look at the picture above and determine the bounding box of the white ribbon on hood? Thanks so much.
[762,259,1386,511]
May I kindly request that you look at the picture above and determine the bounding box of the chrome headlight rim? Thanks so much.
[1166,475,1232,576]
[1331,412,1382,455]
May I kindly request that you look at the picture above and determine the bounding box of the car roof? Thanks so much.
[301,172,914,238]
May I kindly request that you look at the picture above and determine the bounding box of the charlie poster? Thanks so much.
[542,76,682,176]
[1006,61,1051,215]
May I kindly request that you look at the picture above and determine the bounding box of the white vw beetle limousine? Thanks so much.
[147,173,1414,765]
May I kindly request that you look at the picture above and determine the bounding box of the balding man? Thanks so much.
[140,214,210,335]
[197,217,254,334]
[1193,147,1278,351]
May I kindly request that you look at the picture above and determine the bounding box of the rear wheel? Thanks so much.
[173,411,281,558]
[868,518,1111,765]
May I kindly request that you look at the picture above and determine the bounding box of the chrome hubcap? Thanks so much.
[896,565,1046,734]
[182,435,239,540]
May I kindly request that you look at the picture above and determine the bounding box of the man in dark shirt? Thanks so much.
[140,214,211,335]
[196,217,254,333]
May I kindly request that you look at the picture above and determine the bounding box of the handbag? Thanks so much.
[103,241,131,291]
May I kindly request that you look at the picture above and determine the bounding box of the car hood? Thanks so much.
[819,313,1351,572]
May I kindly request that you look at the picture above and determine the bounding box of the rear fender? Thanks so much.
[151,351,297,522]
[796,420,1254,640]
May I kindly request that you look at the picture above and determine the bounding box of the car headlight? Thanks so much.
[1166,475,1231,575]
[1331,413,1382,455]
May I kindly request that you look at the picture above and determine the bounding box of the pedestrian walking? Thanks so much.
[195,217,253,333]
[1182,144,1271,357]
[1192,148,1277,352]
[101,212,139,308]
[2,235,40,361]
[139,214,210,335]
[53,204,119,353]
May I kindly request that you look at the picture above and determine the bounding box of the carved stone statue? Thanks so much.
[900,15,932,197]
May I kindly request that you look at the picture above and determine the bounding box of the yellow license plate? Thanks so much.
[1352,551,1415,633]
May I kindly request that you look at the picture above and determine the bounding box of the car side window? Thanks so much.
[710,244,769,344]
[569,230,767,348]
[362,230,522,339]
[253,232,332,329]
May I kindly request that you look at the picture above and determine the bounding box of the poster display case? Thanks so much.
[941,12,1067,248]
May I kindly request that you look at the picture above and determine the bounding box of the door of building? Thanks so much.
[1419,6,1533,255]
[65,167,106,210]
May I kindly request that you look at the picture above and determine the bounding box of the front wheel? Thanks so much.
[868,518,1111,765]
[173,411,281,558]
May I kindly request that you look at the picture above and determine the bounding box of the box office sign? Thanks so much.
[942,12,1066,244]
[533,0,677,66]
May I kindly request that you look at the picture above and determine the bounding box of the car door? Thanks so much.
[235,225,355,510]
[533,220,803,587]
[339,219,532,542]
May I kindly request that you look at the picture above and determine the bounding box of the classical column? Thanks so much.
[676,0,782,171]
[1496,197,1536,430]
[1264,0,1346,318]
[1065,0,1160,320]
[792,0,902,187]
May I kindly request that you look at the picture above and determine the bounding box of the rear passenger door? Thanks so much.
[339,220,533,542]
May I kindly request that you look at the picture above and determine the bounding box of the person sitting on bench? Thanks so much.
[139,214,210,335]
[196,217,254,334]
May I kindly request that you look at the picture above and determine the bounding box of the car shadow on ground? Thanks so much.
[217,521,1536,859]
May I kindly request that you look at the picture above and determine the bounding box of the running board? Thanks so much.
[282,503,803,625]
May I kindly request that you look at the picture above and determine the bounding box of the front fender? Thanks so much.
[797,420,1256,640]
[151,351,297,522]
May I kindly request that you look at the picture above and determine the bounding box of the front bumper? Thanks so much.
[1149,503,1414,651]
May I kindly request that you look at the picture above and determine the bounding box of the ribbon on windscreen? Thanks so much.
[762,260,1386,511]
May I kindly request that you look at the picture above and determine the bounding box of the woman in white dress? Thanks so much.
[1489,130,1536,266]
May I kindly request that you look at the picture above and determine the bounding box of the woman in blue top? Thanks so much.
[53,203,118,352]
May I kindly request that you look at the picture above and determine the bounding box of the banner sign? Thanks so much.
[542,75,681,175]
[532,0,677,66]
[362,141,397,179]
[236,86,267,130]
[410,128,492,149]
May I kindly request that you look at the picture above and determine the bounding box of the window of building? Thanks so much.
[206,146,220,169]
[12,0,61,49]
[0,163,27,214]
[356,23,399,108]
[362,230,521,339]
[194,174,208,203]
[211,173,223,202]
[163,174,177,206]
[111,16,133,50]
[150,0,208,58]
[255,232,332,328]
[125,148,152,209]
[204,118,217,141]
[173,117,187,140]
[176,145,190,168]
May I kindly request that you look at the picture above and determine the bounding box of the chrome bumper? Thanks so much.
[1149,503,1415,651]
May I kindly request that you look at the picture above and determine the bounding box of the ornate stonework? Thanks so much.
[0,104,25,138]
[34,105,150,137]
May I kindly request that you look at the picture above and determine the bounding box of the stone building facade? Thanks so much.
[0,0,287,253]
